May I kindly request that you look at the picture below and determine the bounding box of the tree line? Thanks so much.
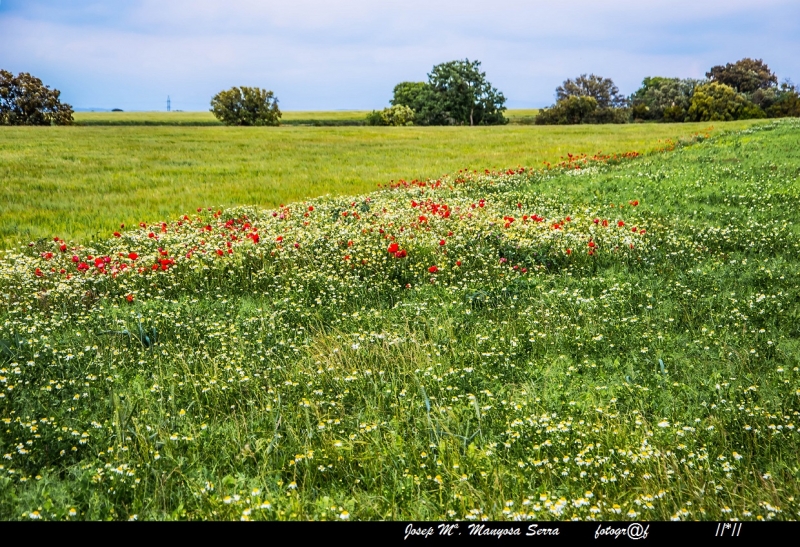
[2,57,798,126]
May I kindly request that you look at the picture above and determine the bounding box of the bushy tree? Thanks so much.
[556,74,628,109]
[630,77,702,122]
[389,60,507,126]
[0,70,73,125]
[535,96,598,125]
[766,81,800,118]
[427,59,507,126]
[365,104,415,126]
[537,73,628,124]
[390,81,446,126]
[535,96,628,125]
[686,82,750,121]
[707,58,777,94]
[210,86,281,126]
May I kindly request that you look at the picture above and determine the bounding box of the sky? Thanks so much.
[1,0,799,111]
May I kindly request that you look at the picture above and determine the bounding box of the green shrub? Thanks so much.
[629,77,701,122]
[365,105,415,126]
[210,86,281,126]
[535,96,628,125]
[687,83,750,121]
[765,82,800,118]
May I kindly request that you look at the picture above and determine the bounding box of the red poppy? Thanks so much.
[395,249,407,258]
[588,241,596,248]
[59,244,67,252]
[629,200,639,206]
[439,239,446,246]
[126,294,134,303]
[456,260,461,266]
[216,249,224,256]
[35,268,43,277]
[308,206,314,212]
[128,252,138,260]
[114,232,121,238]
[618,220,625,227]
[388,243,399,253]
[566,248,572,255]
[428,265,438,273]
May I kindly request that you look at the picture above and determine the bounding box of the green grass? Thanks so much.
[0,120,762,247]
[73,110,538,126]
[0,120,798,521]
[73,110,373,125]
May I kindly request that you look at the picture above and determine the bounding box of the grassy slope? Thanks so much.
[0,120,798,521]
[0,121,761,247]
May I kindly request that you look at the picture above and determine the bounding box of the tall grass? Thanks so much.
[0,120,762,246]
[0,120,797,520]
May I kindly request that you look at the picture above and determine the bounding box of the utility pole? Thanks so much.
[167,96,171,112]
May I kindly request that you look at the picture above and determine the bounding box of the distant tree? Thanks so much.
[556,74,628,109]
[427,59,507,126]
[391,82,428,111]
[630,77,702,122]
[535,96,598,125]
[390,81,446,126]
[210,86,281,126]
[536,73,628,125]
[390,60,507,126]
[706,58,777,94]
[687,82,751,121]
[365,105,415,126]
[0,70,74,125]
[766,80,800,118]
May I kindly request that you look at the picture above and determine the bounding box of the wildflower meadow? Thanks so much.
[0,120,798,521]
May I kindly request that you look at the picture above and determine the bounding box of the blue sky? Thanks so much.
[1,0,798,111]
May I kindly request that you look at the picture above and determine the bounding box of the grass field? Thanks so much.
[0,120,798,521]
[72,110,538,126]
[0,120,762,247]
[73,110,373,126]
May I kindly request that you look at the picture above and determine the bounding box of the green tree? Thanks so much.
[210,86,281,126]
[390,81,445,126]
[390,60,507,126]
[0,70,74,125]
[426,59,507,126]
[556,74,628,109]
[706,58,777,94]
[766,81,800,118]
[535,96,598,125]
[687,82,750,121]
[630,77,702,122]
[537,73,629,125]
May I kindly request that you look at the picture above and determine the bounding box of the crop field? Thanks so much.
[0,119,761,247]
[0,119,798,521]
